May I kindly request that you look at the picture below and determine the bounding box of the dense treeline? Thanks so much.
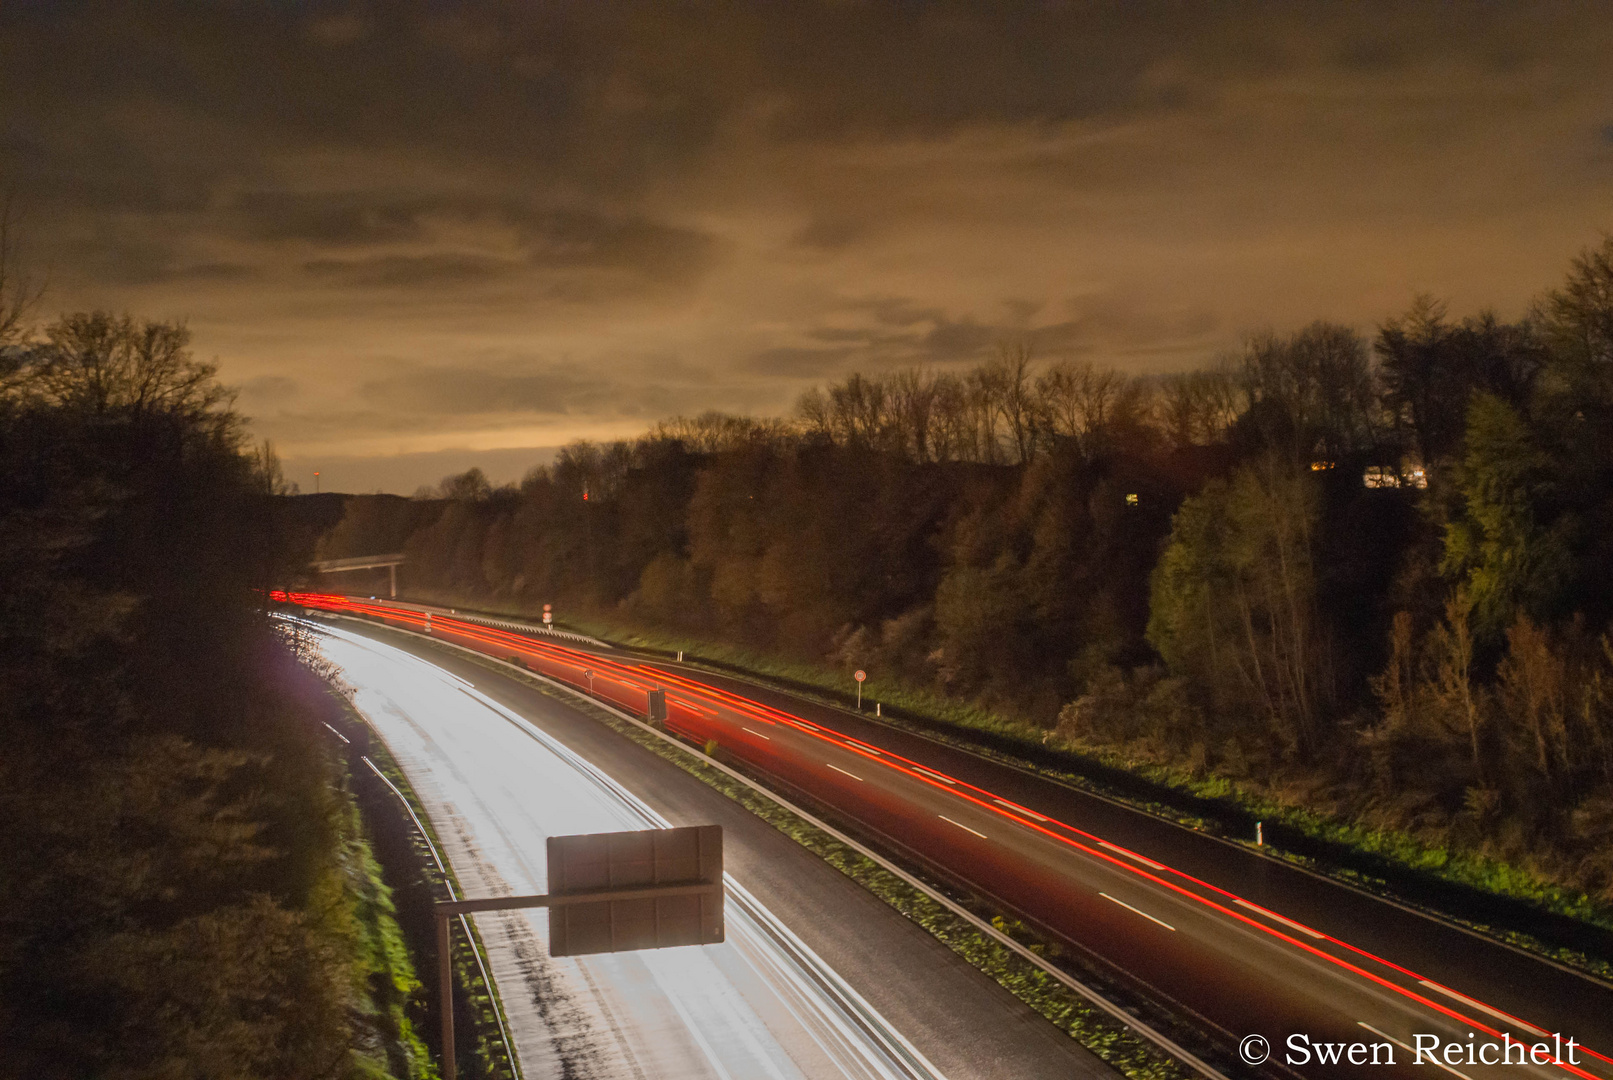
[329,237,1613,898]
[0,304,427,1076]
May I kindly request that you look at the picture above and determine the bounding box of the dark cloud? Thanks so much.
[515,209,721,282]
[754,298,1223,376]
[844,299,947,329]
[303,254,521,288]
[359,364,608,415]
[65,232,257,287]
[917,317,997,362]
[746,345,857,378]
[234,192,430,246]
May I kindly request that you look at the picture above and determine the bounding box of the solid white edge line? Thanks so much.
[826,762,865,781]
[310,612,1231,1080]
[1358,1022,1473,1080]
[938,814,987,839]
[1099,840,1166,871]
[1099,892,1177,932]
[742,726,773,740]
[1234,898,1325,939]
[1417,980,1550,1038]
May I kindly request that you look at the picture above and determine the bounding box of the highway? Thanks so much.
[291,594,1613,1080]
[309,617,1113,1080]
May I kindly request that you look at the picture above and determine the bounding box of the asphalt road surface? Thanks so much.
[293,594,1613,1080]
[312,618,1113,1080]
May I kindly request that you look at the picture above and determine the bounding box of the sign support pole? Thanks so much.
[438,912,456,1080]
[433,881,723,1080]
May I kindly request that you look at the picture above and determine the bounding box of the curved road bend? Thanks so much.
[299,596,1613,1080]
[311,619,1111,1080]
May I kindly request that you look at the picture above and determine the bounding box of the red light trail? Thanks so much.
[275,591,1606,1079]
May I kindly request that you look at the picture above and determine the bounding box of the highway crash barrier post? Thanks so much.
[646,688,668,728]
[433,823,724,1080]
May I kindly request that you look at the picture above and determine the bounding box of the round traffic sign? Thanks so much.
[854,669,866,682]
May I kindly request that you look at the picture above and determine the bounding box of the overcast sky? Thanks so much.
[4,2,1612,493]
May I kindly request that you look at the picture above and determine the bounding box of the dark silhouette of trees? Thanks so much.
[1376,297,1544,467]
[1,303,409,1075]
[329,235,1613,901]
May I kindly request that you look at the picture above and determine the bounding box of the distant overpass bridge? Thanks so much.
[311,553,404,597]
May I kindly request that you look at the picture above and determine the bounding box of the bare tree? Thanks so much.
[0,194,43,352]
[1242,322,1379,462]
[1155,363,1242,448]
[929,372,971,462]
[1036,359,1149,455]
[887,368,939,461]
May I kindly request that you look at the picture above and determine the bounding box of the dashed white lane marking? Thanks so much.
[1418,981,1549,1037]
[994,798,1048,821]
[1234,898,1325,939]
[825,762,864,781]
[1100,892,1176,932]
[1099,840,1166,871]
[938,815,987,839]
[741,726,772,740]
[915,767,956,785]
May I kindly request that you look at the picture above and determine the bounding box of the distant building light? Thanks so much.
[1125,493,1139,506]
[1310,460,1335,472]
[1363,462,1428,490]
[1363,466,1399,489]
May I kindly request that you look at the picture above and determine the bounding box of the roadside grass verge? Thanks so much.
[332,762,437,1080]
